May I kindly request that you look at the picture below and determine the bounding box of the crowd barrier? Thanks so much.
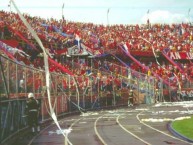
[0,54,159,143]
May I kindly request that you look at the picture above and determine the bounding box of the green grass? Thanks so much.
[171,116,193,140]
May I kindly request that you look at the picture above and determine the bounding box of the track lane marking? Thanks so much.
[116,114,151,145]
[137,110,193,144]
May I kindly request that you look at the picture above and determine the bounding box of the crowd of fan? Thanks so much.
[0,10,193,89]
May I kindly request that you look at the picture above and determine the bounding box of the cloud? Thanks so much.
[141,10,190,24]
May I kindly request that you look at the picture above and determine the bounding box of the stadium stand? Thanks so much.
[0,10,193,144]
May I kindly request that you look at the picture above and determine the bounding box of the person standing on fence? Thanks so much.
[25,92,40,133]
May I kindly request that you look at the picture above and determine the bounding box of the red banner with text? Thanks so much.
[168,52,193,60]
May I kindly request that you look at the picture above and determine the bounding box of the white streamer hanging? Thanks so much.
[10,0,72,144]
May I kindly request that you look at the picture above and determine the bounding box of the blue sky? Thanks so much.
[0,0,193,25]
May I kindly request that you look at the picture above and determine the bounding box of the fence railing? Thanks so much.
[0,54,158,143]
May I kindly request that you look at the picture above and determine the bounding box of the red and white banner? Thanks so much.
[168,52,193,60]
[81,43,102,55]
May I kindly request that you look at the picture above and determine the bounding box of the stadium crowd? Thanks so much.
[0,10,193,90]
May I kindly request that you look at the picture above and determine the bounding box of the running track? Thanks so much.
[17,102,193,145]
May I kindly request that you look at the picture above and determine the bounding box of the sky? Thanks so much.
[0,0,193,25]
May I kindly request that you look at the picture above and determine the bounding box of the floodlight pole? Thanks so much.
[9,1,12,12]
[147,9,150,27]
[188,8,191,24]
[62,3,65,21]
[107,8,110,26]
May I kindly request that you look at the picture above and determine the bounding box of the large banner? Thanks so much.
[168,52,193,60]
[81,43,102,55]
[162,51,184,72]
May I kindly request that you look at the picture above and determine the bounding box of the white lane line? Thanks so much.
[137,111,193,144]
[116,114,152,145]
[94,115,108,145]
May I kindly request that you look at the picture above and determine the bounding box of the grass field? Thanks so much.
[171,116,193,140]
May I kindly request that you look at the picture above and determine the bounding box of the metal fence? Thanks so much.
[0,54,159,143]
